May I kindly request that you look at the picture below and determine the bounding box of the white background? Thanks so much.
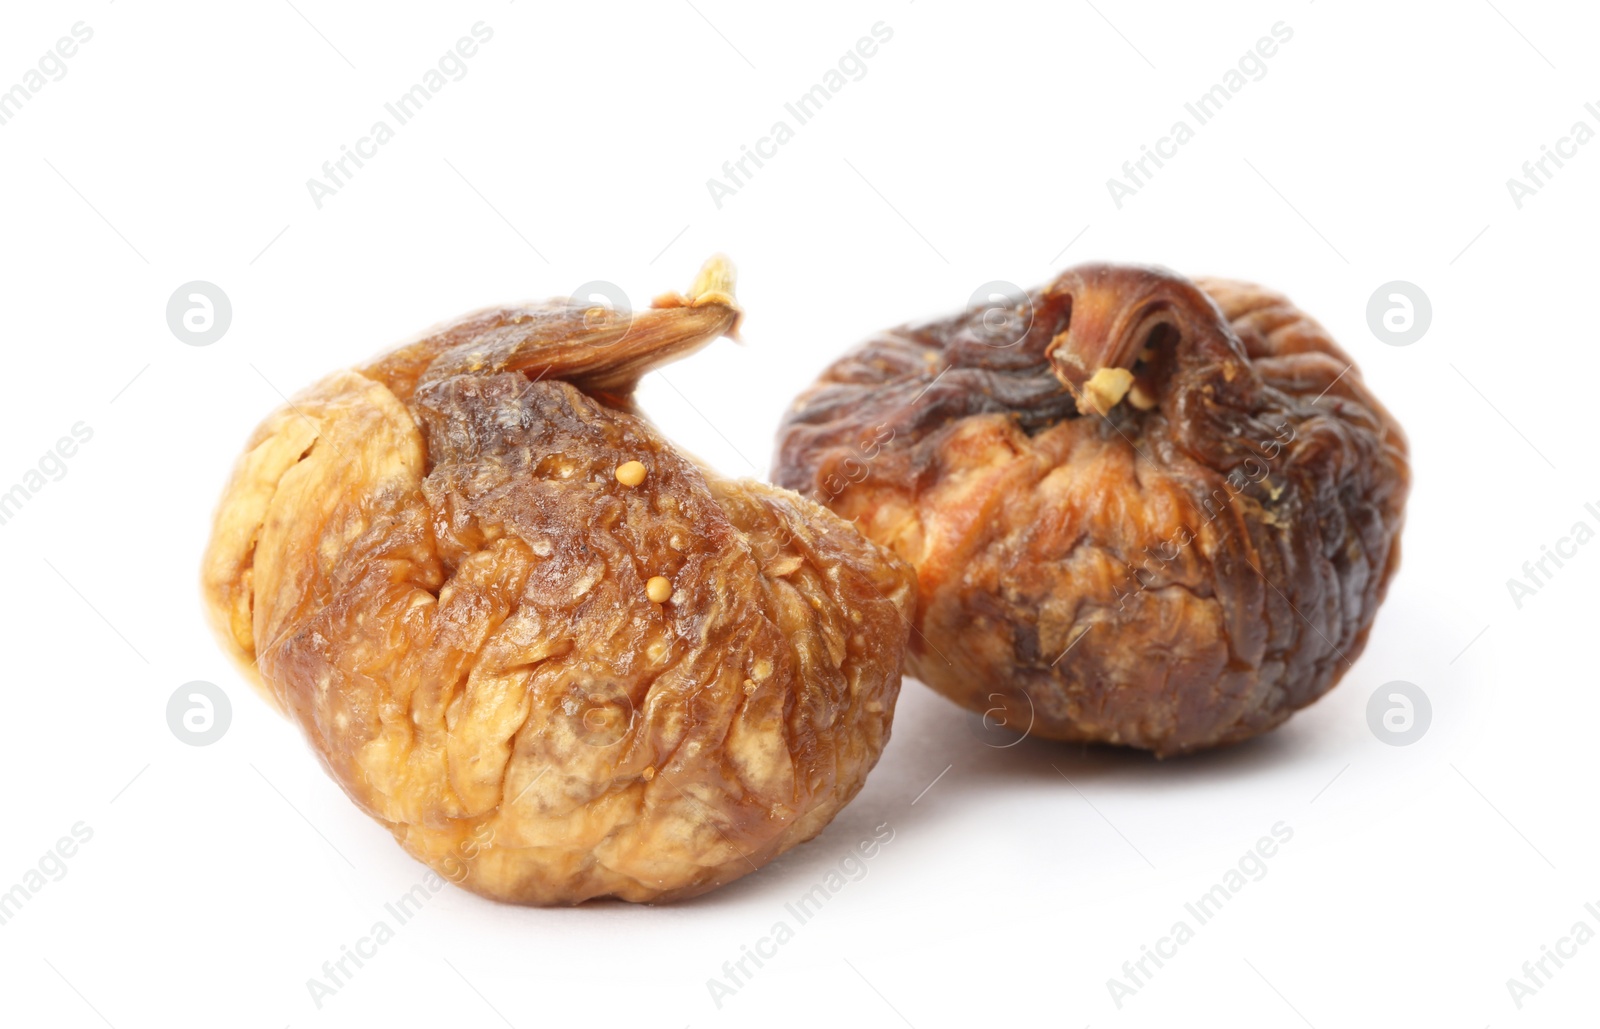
[0,1,1594,1026]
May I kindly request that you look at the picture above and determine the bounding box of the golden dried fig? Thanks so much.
[203,258,915,904]
[773,263,1409,756]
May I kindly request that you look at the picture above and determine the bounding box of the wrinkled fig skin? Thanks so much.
[773,264,1409,757]
[202,259,916,904]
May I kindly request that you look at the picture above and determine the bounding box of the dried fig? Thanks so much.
[202,258,916,904]
[773,263,1409,756]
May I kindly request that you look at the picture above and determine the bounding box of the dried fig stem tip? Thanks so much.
[1044,263,1232,408]
[547,256,743,396]
[1076,367,1134,416]
[652,254,743,340]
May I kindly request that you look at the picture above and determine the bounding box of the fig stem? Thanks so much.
[1042,263,1242,413]
[652,253,742,341]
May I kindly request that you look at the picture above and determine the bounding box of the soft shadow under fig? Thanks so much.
[666,680,1308,911]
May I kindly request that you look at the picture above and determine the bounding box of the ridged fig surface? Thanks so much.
[203,259,916,903]
[773,264,1409,756]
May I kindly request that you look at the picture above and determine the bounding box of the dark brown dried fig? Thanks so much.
[773,263,1409,756]
[203,258,916,904]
